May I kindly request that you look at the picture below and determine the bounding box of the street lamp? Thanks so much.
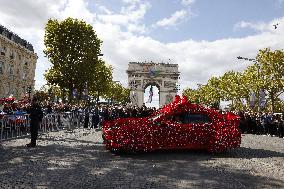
[237,56,262,111]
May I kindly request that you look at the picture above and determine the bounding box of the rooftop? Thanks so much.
[0,25,34,52]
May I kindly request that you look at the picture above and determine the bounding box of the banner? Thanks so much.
[249,90,256,108]
[242,98,247,106]
[72,89,78,98]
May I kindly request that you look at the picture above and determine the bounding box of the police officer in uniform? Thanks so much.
[26,97,43,147]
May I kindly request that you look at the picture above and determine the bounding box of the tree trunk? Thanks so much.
[97,91,100,104]
[271,92,275,113]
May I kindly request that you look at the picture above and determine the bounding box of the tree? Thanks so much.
[182,88,201,103]
[88,60,113,102]
[182,48,284,112]
[105,82,131,104]
[43,17,102,100]
[256,48,284,112]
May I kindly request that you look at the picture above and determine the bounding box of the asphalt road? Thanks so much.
[0,129,283,189]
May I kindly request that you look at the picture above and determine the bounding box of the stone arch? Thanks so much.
[127,62,179,108]
[143,81,160,105]
[143,81,160,91]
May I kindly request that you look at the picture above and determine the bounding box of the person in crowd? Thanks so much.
[239,111,247,133]
[260,112,268,135]
[84,106,90,128]
[46,103,53,114]
[26,97,43,147]
[3,103,13,114]
[91,106,100,129]
[255,113,262,135]
[280,115,284,138]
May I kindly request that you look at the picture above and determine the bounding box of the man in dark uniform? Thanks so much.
[26,97,43,147]
[91,106,100,129]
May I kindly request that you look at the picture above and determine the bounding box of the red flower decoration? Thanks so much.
[102,96,241,153]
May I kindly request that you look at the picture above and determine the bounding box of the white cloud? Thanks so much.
[122,0,141,4]
[181,0,195,6]
[97,1,150,34]
[234,21,268,32]
[60,0,96,23]
[154,9,187,28]
[234,18,284,33]
[1,0,283,99]
[98,6,112,15]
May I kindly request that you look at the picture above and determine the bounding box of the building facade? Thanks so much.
[0,25,37,99]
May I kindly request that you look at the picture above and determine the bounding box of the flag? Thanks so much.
[242,98,247,106]
[249,90,256,108]
[259,89,266,109]
[73,89,78,98]
[147,85,153,103]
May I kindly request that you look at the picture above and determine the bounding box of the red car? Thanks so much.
[102,96,241,153]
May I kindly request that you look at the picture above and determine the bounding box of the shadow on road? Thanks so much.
[218,147,284,159]
[0,137,283,189]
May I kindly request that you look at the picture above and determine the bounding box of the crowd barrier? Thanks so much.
[0,112,92,142]
[0,114,30,141]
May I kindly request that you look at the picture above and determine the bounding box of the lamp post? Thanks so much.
[94,53,103,104]
[237,56,262,111]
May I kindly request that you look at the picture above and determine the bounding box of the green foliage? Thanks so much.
[43,17,105,100]
[183,48,284,112]
[256,48,284,112]
[88,60,113,98]
[104,82,131,104]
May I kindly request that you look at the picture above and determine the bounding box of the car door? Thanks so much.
[152,114,181,150]
[179,112,212,147]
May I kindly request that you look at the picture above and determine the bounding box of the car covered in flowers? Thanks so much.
[102,96,241,153]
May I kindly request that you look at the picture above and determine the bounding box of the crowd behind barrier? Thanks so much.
[0,101,156,141]
[1,100,284,142]
[0,112,86,141]
[237,111,284,138]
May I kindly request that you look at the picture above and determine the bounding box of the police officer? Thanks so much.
[26,97,43,147]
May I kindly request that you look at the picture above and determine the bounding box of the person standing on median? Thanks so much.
[26,97,43,147]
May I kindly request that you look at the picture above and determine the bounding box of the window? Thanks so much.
[183,113,211,124]
[0,46,5,55]
[0,61,3,74]
[169,113,187,124]
[9,64,14,75]
[10,51,14,59]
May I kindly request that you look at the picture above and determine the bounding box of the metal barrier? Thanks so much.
[0,114,30,141]
[0,112,89,142]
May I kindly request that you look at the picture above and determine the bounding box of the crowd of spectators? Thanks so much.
[238,111,284,138]
[0,101,156,128]
[1,100,283,138]
[41,102,156,128]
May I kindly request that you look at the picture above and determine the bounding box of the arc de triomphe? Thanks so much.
[127,62,180,108]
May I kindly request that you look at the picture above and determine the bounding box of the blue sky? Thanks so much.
[0,0,283,108]
[89,0,284,42]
